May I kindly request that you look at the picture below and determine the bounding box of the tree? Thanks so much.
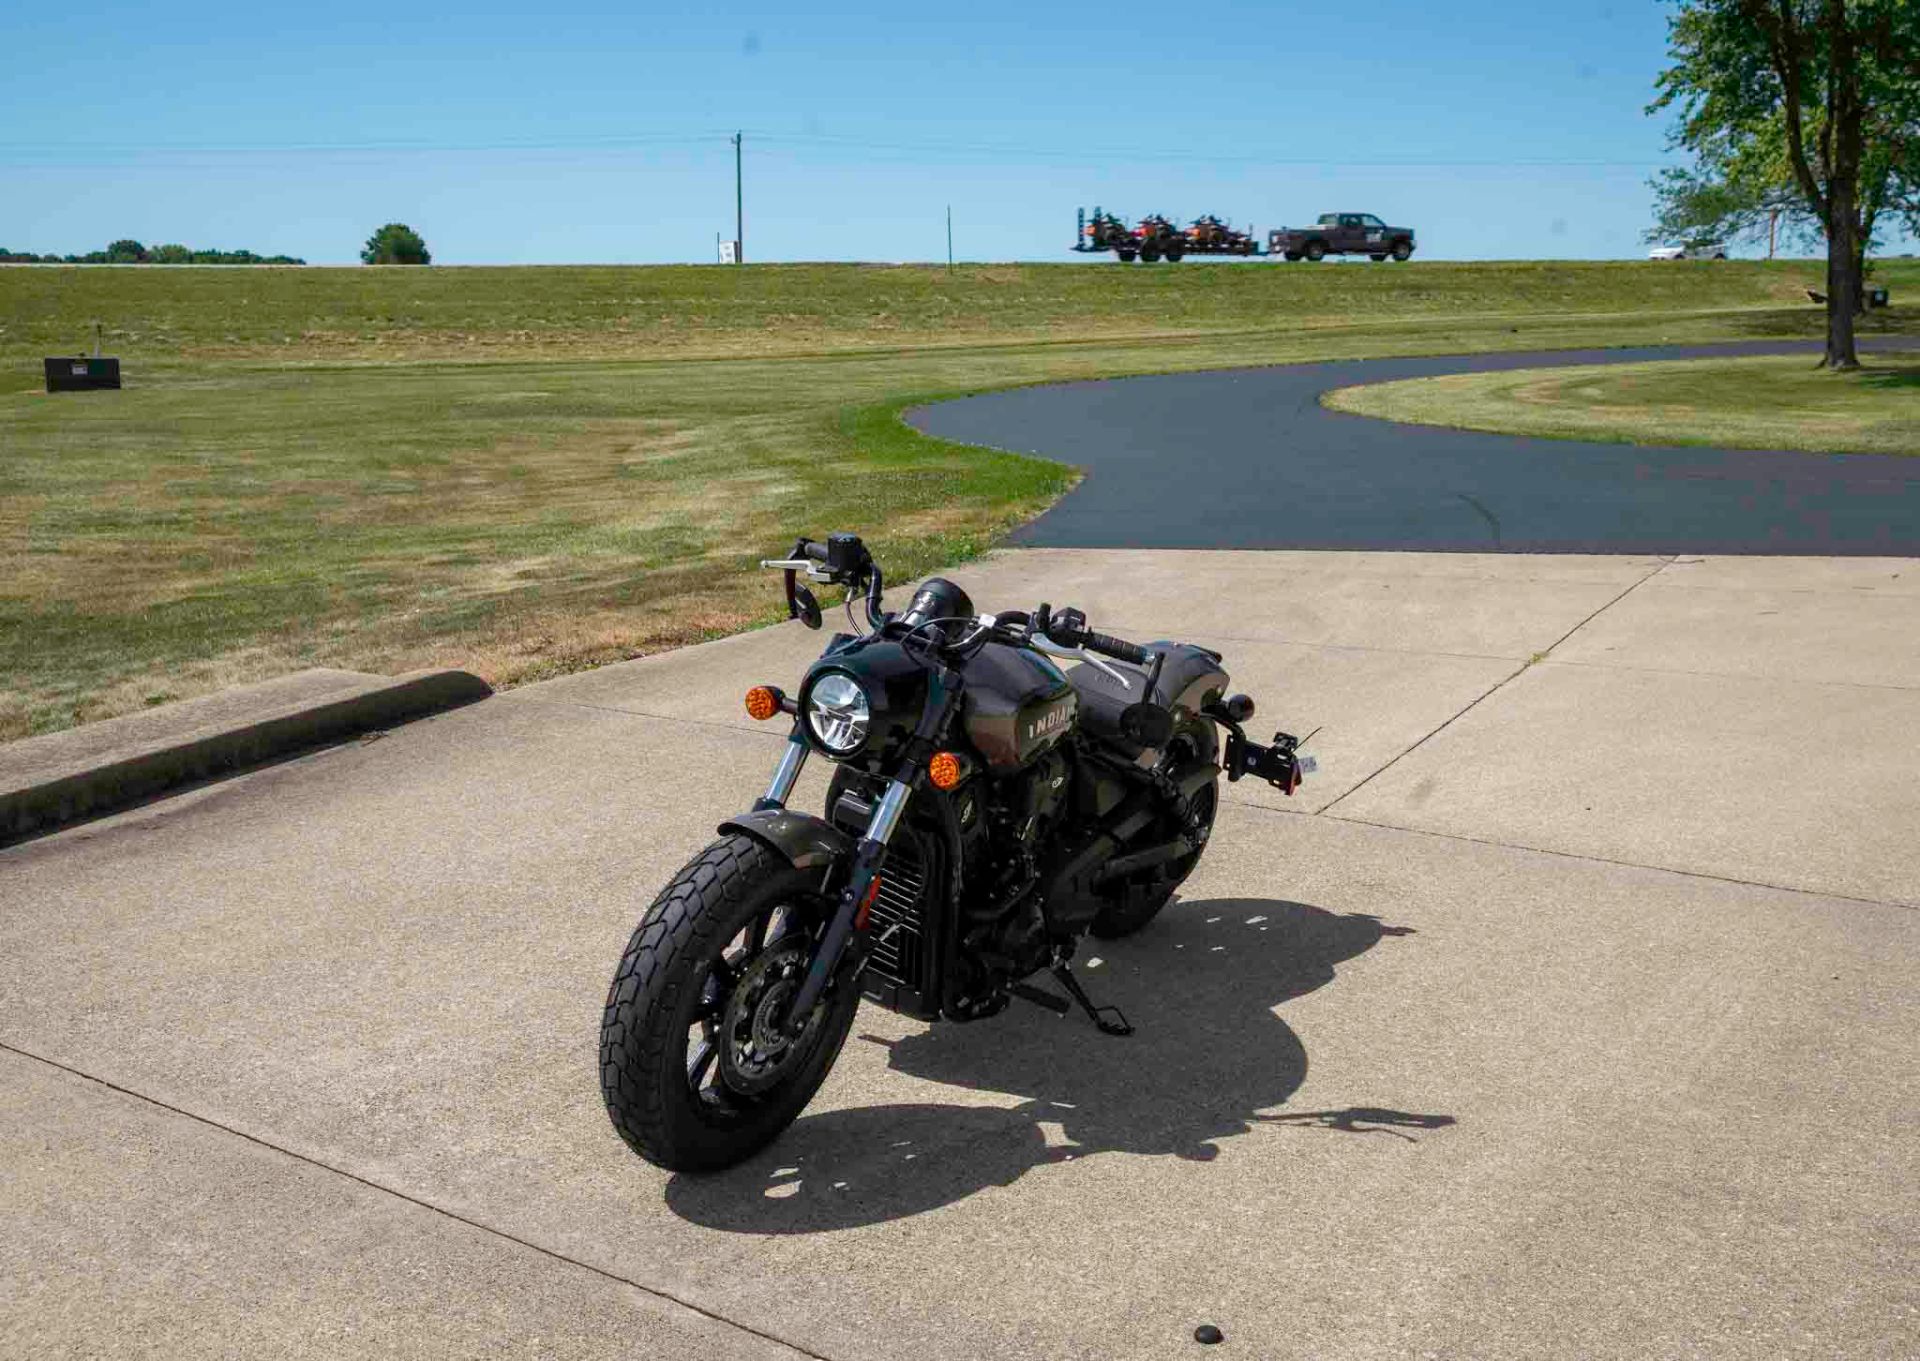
[105,238,148,263]
[1647,157,1809,254]
[1650,0,1920,369]
[361,223,431,266]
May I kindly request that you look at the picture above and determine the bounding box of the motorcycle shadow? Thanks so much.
[664,897,1452,1234]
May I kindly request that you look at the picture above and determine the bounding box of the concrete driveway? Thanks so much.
[4,549,1917,1359]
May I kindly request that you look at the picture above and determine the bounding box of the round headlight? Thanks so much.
[805,672,871,756]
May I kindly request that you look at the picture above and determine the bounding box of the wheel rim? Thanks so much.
[684,902,826,1109]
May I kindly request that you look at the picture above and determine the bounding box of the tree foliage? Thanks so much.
[0,242,304,264]
[361,223,431,266]
[1649,0,1920,368]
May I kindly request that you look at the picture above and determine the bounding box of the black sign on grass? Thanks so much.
[44,356,121,392]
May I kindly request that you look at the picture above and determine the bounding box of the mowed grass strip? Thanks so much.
[3,260,1916,739]
[0,258,1876,363]
[1322,352,1920,456]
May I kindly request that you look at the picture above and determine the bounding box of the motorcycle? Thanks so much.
[599,533,1315,1172]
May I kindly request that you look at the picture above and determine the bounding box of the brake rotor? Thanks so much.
[717,939,824,1097]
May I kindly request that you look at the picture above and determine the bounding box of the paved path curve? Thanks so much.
[908,341,1920,554]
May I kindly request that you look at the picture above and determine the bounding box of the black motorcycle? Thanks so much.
[599,533,1314,1172]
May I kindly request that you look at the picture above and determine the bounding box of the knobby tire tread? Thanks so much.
[600,835,813,1170]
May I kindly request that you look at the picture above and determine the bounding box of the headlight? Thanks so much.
[805,672,870,756]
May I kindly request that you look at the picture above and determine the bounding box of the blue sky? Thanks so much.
[0,1,1839,263]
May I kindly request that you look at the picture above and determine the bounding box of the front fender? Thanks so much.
[720,809,852,871]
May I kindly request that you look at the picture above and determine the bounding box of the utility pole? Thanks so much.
[946,205,953,274]
[733,131,744,264]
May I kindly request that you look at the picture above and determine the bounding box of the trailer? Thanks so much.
[1074,206,1266,262]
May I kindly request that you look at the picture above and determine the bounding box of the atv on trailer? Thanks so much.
[1082,207,1139,262]
[1187,215,1257,256]
[1134,214,1184,263]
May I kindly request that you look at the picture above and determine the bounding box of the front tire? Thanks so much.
[1303,240,1327,262]
[1390,240,1413,262]
[600,835,860,1172]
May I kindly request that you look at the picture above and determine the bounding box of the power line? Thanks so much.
[0,125,1663,171]
[741,129,1660,170]
[0,131,737,157]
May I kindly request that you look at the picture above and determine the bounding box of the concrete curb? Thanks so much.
[1,668,492,843]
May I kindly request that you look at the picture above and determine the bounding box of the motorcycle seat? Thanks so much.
[1067,643,1227,755]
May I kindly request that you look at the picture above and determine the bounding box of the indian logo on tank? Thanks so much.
[1025,702,1072,742]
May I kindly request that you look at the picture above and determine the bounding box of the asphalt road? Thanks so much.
[909,341,1920,554]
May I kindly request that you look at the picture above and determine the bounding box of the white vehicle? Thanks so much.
[1649,242,1728,260]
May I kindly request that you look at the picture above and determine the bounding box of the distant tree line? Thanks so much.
[0,239,305,265]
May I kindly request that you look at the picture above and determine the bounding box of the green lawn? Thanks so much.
[3,258,1915,740]
[1322,351,1920,457]
[0,258,1867,363]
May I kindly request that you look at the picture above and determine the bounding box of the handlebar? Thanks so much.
[1028,602,1153,667]
[1080,630,1151,666]
[768,534,884,632]
[764,537,1150,667]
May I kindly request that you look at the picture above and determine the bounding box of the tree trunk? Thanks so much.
[1824,181,1861,369]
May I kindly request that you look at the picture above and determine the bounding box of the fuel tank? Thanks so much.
[960,643,1077,769]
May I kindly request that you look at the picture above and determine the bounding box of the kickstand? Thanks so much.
[1051,960,1134,1037]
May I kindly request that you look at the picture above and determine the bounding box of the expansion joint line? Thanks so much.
[0,1041,836,1361]
[1316,556,1678,816]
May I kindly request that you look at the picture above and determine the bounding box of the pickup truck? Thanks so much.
[1269,213,1416,262]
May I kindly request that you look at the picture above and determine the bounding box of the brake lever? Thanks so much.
[760,557,836,582]
[1031,634,1128,686]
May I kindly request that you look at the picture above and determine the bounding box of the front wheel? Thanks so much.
[600,834,860,1172]
[1390,240,1413,262]
[1303,240,1327,262]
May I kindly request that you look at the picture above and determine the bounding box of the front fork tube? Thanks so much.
[781,777,911,1034]
[754,730,810,812]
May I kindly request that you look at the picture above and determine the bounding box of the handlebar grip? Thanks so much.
[800,539,830,562]
[1084,631,1151,666]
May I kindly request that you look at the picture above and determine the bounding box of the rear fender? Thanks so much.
[719,809,852,871]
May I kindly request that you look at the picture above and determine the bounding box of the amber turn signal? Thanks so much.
[744,686,781,721]
[928,751,964,790]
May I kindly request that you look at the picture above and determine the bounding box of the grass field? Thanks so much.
[4,258,1917,740]
[1322,351,1920,456]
